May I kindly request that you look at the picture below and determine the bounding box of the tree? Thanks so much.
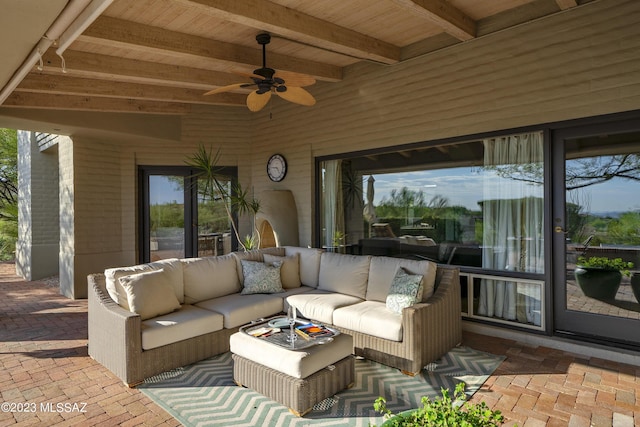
[0,128,18,260]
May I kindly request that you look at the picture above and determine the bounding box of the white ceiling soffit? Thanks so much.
[0,0,69,92]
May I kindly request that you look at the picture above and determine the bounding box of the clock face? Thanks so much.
[267,154,287,182]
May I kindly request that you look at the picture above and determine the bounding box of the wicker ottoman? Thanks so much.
[230,331,355,417]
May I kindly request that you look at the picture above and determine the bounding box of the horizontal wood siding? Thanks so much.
[249,0,640,245]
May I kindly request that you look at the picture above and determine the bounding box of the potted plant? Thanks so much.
[373,382,505,426]
[574,256,634,300]
[631,272,640,304]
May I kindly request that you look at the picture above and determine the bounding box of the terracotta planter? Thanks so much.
[574,267,622,300]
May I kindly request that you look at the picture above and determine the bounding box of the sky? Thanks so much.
[366,167,640,214]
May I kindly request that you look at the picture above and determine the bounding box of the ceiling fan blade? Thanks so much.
[203,83,247,96]
[273,71,316,87]
[247,90,272,112]
[233,70,265,80]
[275,86,316,106]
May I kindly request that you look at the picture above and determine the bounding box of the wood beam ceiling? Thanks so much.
[173,0,401,64]
[388,0,477,41]
[79,16,343,82]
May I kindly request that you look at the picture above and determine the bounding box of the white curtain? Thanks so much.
[477,132,544,326]
[322,160,344,248]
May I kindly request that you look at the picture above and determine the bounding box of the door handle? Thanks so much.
[554,226,565,234]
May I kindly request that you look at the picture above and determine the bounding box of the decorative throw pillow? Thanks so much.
[386,267,424,314]
[118,269,181,320]
[263,253,301,288]
[240,260,284,295]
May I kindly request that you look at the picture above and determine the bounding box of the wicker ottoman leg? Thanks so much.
[232,354,354,416]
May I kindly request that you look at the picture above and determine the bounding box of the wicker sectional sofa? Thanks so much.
[88,246,461,386]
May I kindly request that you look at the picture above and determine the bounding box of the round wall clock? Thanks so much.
[267,154,287,182]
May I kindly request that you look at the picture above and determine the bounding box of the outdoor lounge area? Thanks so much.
[2,262,640,426]
[1,0,640,425]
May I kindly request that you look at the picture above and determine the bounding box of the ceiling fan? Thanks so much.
[204,33,316,112]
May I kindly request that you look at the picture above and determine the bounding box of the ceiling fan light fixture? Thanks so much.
[203,32,317,112]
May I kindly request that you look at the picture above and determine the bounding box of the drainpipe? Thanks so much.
[0,0,113,105]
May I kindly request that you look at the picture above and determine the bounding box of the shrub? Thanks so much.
[373,382,505,427]
[577,256,634,277]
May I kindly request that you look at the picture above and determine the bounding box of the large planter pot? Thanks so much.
[574,267,622,300]
[631,273,640,303]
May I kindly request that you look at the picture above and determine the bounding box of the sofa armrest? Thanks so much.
[87,273,143,386]
[402,265,462,370]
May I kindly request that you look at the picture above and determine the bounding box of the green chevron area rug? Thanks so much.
[139,346,504,427]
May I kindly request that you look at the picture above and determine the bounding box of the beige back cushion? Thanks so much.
[366,256,437,303]
[284,246,323,287]
[182,254,240,304]
[263,253,301,288]
[119,269,181,320]
[104,258,184,310]
[318,252,371,299]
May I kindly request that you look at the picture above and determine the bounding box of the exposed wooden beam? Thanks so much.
[555,0,578,10]
[389,0,476,41]
[16,74,246,106]
[40,50,242,91]
[80,16,342,82]
[174,0,401,64]
[3,92,192,114]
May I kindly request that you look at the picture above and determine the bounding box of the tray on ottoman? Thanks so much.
[232,353,354,417]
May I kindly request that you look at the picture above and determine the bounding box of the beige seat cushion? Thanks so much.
[182,254,240,304]
[105,258,184,310]
[333,301,403,342]
[365,256,437,303]
[280,286,314,312]
[283,246,323,287]
[141,304,224,350]
[118,269,181,320]
[263,253,301,288]
[229,331,353,379]
[286,290,362,324]
[196,293,283,329]
[317,253,371,299]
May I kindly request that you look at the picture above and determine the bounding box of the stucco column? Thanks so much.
[15,131,60,282]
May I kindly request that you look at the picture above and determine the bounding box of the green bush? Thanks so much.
[373,382,505,427]
[577,256,634,277]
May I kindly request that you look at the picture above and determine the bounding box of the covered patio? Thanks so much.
[1,263,638,426]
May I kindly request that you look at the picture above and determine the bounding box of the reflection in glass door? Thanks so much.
[149,175,187,261]
[554,124,640,347]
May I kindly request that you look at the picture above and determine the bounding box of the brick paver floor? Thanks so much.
[1,261,638,426]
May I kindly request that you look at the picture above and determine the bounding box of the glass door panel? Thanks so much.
[197,178,232,257]
[554,124,640,346]
[149,175,186,261]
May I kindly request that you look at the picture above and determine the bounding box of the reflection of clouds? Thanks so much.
[369,167,636,213]
[366,168,544,209]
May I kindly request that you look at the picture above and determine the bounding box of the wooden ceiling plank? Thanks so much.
[41,49,244,90]
[389,0,476,41]
[555,0,578,10]
[16,74,246,106]
[3,92,192,114]
[80,16,342,82]
[173,0,401,64]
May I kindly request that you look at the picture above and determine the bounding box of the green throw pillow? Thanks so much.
[240,260,284,294]
[386,267,424,314]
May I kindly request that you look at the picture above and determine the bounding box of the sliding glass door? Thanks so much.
[553,120,640,346]
[139,166,237,263]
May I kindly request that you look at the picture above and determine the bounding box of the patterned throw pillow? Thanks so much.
[386,267,424,314]
[240,260,284,294]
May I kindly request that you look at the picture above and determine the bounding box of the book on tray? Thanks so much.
[295,323,333,339]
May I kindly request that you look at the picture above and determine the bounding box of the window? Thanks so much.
[318,130,545,328]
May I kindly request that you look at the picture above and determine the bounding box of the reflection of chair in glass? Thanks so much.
[371,223,395,238]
